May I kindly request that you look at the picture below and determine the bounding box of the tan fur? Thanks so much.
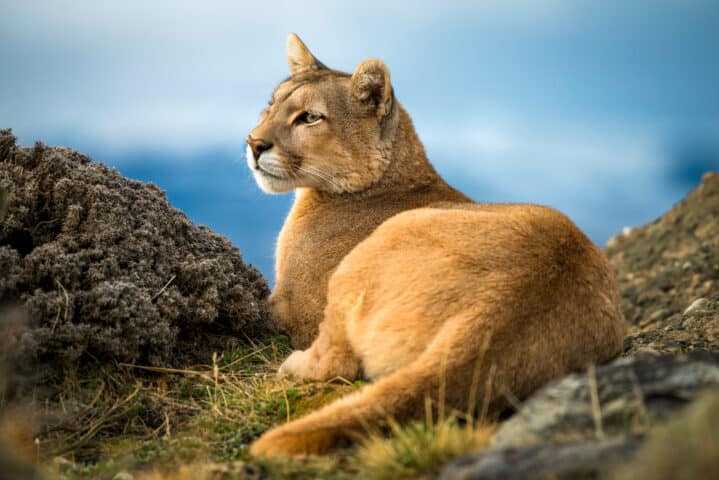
[247,34,626,456]
[0,408,36,465]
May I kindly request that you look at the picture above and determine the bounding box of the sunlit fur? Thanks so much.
[247,34,626,456]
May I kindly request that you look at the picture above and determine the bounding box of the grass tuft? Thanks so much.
[608,389,719,480]
[353,416,495,480]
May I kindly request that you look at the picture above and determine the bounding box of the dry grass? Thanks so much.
[353,416,495,480]
[608,389,719,480]
[0,336,499,479]
[21,337,359,478]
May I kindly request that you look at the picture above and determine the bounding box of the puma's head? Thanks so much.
[246,34,398,194]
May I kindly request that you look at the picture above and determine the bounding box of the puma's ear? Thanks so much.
[351,59,393,119]
[286,33,326,76]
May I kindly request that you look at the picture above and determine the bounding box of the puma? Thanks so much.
[246,34,625,455]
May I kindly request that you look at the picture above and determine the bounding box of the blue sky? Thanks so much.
[1,1,718,282]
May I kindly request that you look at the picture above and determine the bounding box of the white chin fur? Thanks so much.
[245,144,257,170]
[246,144,289,193]
[253,171,294,194]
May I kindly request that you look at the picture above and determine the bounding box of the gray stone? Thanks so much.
[440,353,719,480]
[440,437,641,480]
[684,297,710,316]
[491,352,719,448]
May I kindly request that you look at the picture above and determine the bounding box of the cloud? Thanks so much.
[416,113,693,246]
[420,115,661,186]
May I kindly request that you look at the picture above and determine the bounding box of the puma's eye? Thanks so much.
[297,111,323,125]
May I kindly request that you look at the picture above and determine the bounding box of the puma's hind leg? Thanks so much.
[278,292,363,381]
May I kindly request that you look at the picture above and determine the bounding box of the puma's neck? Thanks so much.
[311,104,449,203]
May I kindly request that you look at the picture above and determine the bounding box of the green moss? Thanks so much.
[134,438,208,467]
[250,455,348,480]
[58,437,207,479]
[291,384,355,418]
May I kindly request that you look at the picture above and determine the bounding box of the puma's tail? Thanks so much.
[250,313,490,456]
[250,368,426,455]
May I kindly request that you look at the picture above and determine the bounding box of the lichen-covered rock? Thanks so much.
[0,129,273,377]
[442,354,719,480]
[605,171,719,354]
[490,352,719,448]
[440,437,641,480]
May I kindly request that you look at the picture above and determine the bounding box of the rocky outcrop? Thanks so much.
[441,353,719,479]
[490,352,719,448]
[0,129,273,379]
[443,391,719,480]
[440,437,642,480]
[606,171,718,355]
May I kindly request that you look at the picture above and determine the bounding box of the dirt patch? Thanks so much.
[606,171,719,354]
[0,129,273,381]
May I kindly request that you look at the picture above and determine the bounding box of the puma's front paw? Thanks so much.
[278,350,313,378]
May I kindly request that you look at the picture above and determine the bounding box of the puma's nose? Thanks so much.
[247,136,273,160]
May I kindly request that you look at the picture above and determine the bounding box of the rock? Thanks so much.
[491,352,719,448]
[0,129,274,380]
[621,295,718,356]
[605,171,719,354]
[442,353,719,479]
[440,437,641,480]
[684,297,710,316]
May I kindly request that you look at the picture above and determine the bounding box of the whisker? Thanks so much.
[255,157,344,192]
[258,158,291,178]
[304,167,343,190]
[307,170,344,192]
[295,165,344,192]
